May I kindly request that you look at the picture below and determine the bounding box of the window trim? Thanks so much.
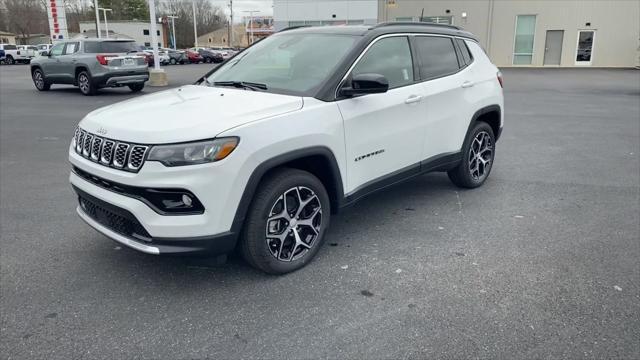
[574,29,595,66]
[512,14,537,65]
[335,34,418,99]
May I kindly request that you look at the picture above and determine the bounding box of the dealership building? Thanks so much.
[273,0,639,67]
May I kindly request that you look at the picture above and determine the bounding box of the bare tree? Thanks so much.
[158,0,225,48]
[4,0,48,40]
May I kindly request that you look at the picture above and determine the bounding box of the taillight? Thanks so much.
[96,54,116,65]
[497,71,504,88]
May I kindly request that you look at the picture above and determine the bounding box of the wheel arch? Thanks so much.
[468,105,502,141]
[230,146,345,236]
[74,65,90,85]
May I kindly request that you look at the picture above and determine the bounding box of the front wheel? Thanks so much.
[128,83,144,93]
[169,58,176,65]
[448,122,495,188]
[240,168,331,274]
[5,55,14,65]
[32,69,50,91]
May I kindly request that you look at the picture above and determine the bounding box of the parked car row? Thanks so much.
[0,44,37,64]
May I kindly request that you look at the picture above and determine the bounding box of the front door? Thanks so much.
[42,42,65,80]
[543,30,564,65]
[337,36,426,195]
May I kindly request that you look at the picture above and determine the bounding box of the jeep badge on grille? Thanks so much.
[96,127,108,135]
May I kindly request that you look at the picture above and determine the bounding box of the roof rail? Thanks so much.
[371,21,462,31]
[278,25,312,32]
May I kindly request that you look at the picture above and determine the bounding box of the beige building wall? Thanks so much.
[379,0,640,67]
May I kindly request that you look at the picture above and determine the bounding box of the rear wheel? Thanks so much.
[32,68,50,91]
[128,83,144,93]
[77,71,96,96]
[169,58,176,65]
[448,122,495,188]
[240,168,330,274]
[5,55,14,65]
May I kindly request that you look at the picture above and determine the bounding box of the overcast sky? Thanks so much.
[210,0,274,21]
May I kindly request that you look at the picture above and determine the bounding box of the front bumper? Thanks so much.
[74,186,236,255]
[69,148,247,255]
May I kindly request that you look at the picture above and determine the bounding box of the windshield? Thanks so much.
[206,33,357,96]
[84,41,139,53]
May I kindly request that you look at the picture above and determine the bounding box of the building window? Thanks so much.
[421,16,452,24]
[513,15,536,65]
[575,30,595,65]
[144,42,150,47]
[396,17,413,22]
[157,30,160,36]
[288,21,305,27]
[143,29,149,35]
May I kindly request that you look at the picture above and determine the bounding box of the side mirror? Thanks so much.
[42,50,50,57]
[340,73,389,97]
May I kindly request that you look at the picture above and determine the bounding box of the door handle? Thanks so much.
[404,95,423,104]
[461,81,475,88]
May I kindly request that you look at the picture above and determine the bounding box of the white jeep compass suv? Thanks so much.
[70,23,504,274]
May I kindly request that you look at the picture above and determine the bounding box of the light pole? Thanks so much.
[242,10,259,45]
[229,0,233,47]
[167,15,178,49]
[192,0,198,48]
[147,0,167,86]
[93,0,101,38]
[98,8,112,38]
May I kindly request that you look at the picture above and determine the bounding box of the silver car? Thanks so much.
[30,39,149,96]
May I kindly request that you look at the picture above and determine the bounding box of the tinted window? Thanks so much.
[50,43,64,56]
[456,38,473,65]
[84,41,139,53]
[3,44,17,50]
[63,42,79,55]
[414,36,459,80]
[352,36,414,89]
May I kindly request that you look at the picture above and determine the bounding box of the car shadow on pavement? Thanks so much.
[82,172,465,287]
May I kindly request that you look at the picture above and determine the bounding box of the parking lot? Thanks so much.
[1,64,638,359]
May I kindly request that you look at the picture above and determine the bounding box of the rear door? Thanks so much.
[337,35,427,196]
[413,35,474,160]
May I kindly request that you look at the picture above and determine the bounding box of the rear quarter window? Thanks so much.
[456,38,473,65]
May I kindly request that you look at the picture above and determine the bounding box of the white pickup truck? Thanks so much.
[0,44,37,64]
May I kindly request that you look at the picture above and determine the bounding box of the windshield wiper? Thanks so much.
[213,81,267,91]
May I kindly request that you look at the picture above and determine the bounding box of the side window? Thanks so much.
[63,42,79,55]
[414,36,460,80]
[456,38,473,65]
[50,43,65,56]
[352,36,414,89]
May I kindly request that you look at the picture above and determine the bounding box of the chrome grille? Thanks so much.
[82,133,93,157]
[90,137,102,161]
[112,143,130,168]
[72,127,148,172]
[127,145,148,170]
[101,140,115,165]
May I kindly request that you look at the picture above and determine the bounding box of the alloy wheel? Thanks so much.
[468,131,493,181]
[78,74,90,94]
[265,186,322,262]
[33,70,44,89]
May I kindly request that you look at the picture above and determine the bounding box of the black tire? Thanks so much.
[32,68,50,91]
[169,58,177,65]
[128,83,144,93]
[5,55,14,65]
[240,168,331,274]
[448,121,496,188]
[76,70,96,96]
[205,57,211,63]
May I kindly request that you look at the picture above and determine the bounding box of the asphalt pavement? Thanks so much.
[1,64,639,359]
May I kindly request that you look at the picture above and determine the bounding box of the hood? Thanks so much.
[79,85,303,144]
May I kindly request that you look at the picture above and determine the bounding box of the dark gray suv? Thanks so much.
[30,39,149,96]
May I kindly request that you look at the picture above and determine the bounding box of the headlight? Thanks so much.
[147,137,239,166]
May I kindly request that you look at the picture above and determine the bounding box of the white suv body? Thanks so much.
[70,23,503,273]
